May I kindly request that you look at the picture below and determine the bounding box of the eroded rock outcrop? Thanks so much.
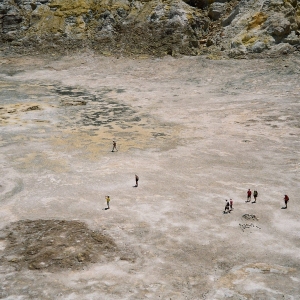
[221,0,300,57]
[0,0,299,56]
[0,0,209,55]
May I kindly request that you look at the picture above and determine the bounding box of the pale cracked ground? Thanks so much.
[0,53,299,300]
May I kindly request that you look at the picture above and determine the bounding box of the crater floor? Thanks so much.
[0,53,299,299]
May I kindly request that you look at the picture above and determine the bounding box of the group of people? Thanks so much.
[224,189,290,213]
[112,141,291,212]
[105,141,139,209]
[246,189,258,203]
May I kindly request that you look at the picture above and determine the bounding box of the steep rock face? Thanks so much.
[0,0,209,55]
[221,0,300,56]
[0,0,299,56]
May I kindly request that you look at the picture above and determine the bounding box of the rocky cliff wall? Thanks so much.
[0,0,300,57]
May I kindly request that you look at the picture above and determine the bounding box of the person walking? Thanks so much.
[284,195,289,209]
[112,141,118,152]
[253,190,258,203]
[224,200,230,213]
[246,189,251,202]
[229,199,233,210]
[135,174,139,187]
[106,196,110,209]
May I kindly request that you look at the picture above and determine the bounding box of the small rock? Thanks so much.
[77,253,86,262]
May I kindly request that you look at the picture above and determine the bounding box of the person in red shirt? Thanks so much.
[229,199,233,210]
[246,189,251,202]
[284,195,289,209]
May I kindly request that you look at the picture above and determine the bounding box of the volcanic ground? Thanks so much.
[0,53,299,299]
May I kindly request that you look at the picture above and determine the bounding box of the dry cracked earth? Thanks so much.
[0,52,300,299]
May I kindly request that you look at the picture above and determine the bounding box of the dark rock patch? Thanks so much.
[0,219,120,271]
[24,105,40,111]
[242,214,259,221]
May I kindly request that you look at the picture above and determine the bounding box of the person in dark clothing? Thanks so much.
[112,141,118,152]
[224,200,230,213]
[135,174,139,187]
[284,195,289,208]
[253,190,258,203]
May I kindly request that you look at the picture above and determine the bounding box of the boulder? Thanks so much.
[269,43,295,55]
[2,14,23,34]
[262,14,291,38]
[250,41,267,53]
[208,2,225,21]
[283,31,300,45]
[222,5,239,27]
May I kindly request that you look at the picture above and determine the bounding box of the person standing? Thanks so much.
[224,200,230,213]
[106,196,110,209]
[253,190,258,203]
[229,199,233,210]
[246,189,251,202]
[112,141,117,152]
[135,174,139,187]
[284,195,289,209]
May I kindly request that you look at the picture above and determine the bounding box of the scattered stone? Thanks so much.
[239,223,254,230]
[242,214,259,221]
[60,100,87,106]
[24,105,40,111]
[239,223,261,232]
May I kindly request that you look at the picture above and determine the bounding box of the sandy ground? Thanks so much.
[0,53,300,299]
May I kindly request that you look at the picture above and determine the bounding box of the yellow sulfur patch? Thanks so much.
[247,12,268,30]
[242,34,258,45]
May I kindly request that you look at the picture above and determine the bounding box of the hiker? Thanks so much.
[112,141,117,152]
[229,199,233,210]
[135,174,139,187]
[246,189,251,202]
[284,195,289,208]
[253,190,258,203]
[224,200,230,213]
[106,196,110,209]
